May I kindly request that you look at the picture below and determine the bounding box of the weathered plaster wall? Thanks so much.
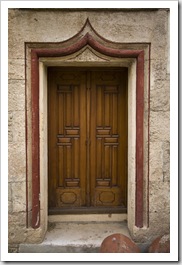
[8,8,170,249]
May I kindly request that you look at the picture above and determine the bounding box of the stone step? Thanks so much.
[19,221,132,253]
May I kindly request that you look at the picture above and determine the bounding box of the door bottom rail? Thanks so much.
[48,206,127,215]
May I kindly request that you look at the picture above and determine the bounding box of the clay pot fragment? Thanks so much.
[148,234,170,253]
[100,233,141,253]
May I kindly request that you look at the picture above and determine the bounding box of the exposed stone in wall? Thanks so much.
[8,9,169,59]
[150,111,169,142]
[8,59,25,80]
[8,80,25,111]
[150,81,170,111]
[149,212,170,236]
[150,9,169,62]
[12,182,26,212]
[8,244,19,253]
[8,212,27,244]
[149,140,170,183]
[8,142,26,183]
[8,37,27,243]
[149,181,170,213]
[8,112,13,142]
[162,141,170,182]
[8,183,12,213]
[150,141,163,182]
[9,227,27,244]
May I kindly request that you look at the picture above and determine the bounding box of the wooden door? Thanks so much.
[48,68,127,213]
[90,71,128,209]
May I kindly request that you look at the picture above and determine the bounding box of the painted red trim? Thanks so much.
[87,35,142,58]
[32,34,142,59]
[25,43,28,228]
[31,50,40,228]
[147,44,151,228]
[135,51,144,228]
[30,33,145,229]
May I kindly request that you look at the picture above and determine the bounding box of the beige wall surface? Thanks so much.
[8,8,170,248]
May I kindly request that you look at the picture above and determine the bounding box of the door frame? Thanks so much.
[32,54,144,227]
[26,21,150,234]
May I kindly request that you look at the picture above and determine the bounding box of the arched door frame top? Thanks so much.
[29,19,146,229]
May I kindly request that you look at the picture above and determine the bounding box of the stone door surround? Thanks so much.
[26,19,150,230]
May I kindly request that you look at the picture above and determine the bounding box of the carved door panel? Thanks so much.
[48,68,127,212]
[90,70,128,208]
[48,69,87,209]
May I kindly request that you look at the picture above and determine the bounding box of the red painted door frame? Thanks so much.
[30,33,144,228]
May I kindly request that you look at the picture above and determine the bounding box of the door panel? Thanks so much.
[48,68,127,212]
[48,70,87,208]
[90,71,127,208]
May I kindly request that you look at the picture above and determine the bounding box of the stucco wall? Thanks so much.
[8,8,170,249]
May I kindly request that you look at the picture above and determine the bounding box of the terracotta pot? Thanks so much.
[100,233,141,253]
[148,234,170,253]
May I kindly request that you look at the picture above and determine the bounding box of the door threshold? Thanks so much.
[48,213,127,223]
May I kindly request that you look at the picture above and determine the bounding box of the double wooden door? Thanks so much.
[48,68,128,213]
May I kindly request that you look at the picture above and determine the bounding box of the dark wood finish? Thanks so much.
[90,70,128,208]
[48,70,87,208]
[49,206,127,215]
[48,68,127,212]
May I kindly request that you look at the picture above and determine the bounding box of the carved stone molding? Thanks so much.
[26,19,149,229]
